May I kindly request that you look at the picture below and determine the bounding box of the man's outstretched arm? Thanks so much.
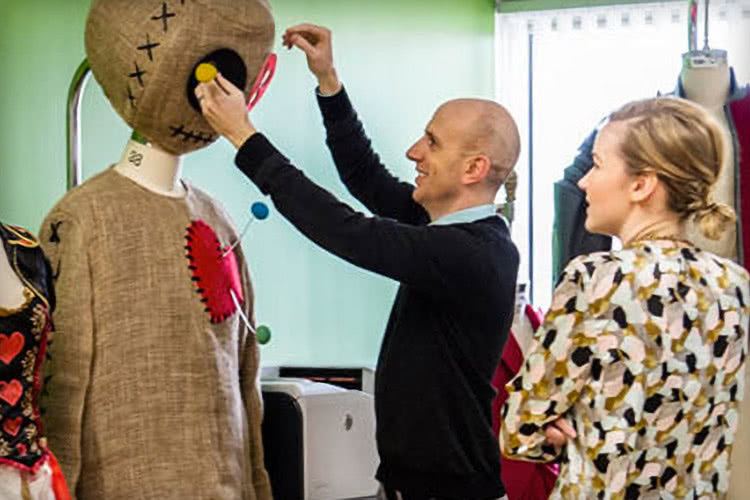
[194,74,509,297]
[283,24,427,225]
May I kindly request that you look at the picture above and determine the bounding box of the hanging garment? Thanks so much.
[0,223,70,500]
[492,297,558,500]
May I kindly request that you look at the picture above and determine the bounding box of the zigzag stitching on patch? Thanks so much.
[170,124,216,144]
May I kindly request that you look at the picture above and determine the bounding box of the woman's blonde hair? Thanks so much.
[608,96,735,240]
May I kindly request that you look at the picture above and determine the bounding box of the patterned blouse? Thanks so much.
[501,240,750,499]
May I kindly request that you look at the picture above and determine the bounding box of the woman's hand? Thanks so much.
[545,417,577,448]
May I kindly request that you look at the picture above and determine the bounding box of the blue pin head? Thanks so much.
[251,201,270,221]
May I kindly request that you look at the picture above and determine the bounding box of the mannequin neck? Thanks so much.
[113,137,185,197]
[680,61,731,108]
[0,243,26,309]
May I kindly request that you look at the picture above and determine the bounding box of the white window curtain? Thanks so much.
[496,0,750,309]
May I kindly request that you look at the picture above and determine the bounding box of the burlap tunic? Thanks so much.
[39,168,270,500]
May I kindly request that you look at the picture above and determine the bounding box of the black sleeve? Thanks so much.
[552,129,611,284]
[235,134,506,298]
[316,87,429,225]
[41,250,56,313]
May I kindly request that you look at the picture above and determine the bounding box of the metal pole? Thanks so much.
[687,0,699,52]
[703,0,710,51]
[67,59,91,190]
[528,30,534,304]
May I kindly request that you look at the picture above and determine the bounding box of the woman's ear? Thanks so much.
[630,170,660,203]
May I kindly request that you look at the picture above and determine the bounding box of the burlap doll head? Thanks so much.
[85,0,275,155]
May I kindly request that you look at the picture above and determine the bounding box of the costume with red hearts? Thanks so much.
[38,170,268,499]
[0,223,70,499]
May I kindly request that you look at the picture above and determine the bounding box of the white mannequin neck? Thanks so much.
[113,138,186,197]
[0,243,27,310]
[679,58,738,261]
[680,60,731,108]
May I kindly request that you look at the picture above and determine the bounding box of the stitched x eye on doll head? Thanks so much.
[85,0,275,155]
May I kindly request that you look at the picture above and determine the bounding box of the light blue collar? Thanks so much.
[429,204,497,226]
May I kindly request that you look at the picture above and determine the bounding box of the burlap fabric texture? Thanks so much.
[85,0,275,155]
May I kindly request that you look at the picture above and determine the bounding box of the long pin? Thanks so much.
[222,201,270,258]
[230,288,254,334]
[230,288,272,344]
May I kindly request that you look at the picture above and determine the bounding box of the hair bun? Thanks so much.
[693,201,736,240]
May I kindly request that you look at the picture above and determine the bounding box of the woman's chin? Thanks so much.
[584,221,617,239]
[584,220,610,237]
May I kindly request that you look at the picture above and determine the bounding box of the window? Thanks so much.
[496,0,750,308]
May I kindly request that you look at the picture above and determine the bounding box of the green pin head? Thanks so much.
[256,325,271,345]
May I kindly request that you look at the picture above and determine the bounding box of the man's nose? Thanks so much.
[406,139,423,162]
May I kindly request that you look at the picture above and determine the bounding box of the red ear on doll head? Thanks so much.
[247,53,277,112]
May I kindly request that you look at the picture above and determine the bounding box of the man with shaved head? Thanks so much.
[197,23,519,500]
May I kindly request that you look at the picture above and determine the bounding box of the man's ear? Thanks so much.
[630,170,659,203]
[463,155,491,185]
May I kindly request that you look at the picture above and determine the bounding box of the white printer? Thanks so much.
[261,377,379,500]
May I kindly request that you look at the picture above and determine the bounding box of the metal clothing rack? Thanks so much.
[66,59,91,191]
[684,0,727,69]
[688,0,712,52]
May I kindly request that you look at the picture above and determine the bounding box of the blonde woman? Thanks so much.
[502,97,749,499]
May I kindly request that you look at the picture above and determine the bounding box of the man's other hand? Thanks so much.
[282,23,342,95]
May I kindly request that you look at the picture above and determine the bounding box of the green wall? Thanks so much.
[0,0,495,366]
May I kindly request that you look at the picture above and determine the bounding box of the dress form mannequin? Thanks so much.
[680,54,749,500]
[0,244,26,310]
[680,59,736,259]
[113,136,185,198]
[39,2,276,497]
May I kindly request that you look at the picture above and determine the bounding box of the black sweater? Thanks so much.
[235,88,519,499]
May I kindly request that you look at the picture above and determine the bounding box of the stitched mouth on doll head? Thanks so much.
[186,48,248,112]
[169,124,217,144]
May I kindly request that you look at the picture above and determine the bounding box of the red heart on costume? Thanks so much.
[185,220,244,324]
[15,443,27,456]
[3,417,22,437]
[0,380,23,406]
[0,332,25,364]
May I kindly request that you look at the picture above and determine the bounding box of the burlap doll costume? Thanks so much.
[39,1,275,498]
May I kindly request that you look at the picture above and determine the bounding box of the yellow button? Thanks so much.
[195,63,218,83]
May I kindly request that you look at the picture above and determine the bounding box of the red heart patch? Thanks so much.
[185,220,244,323]
[0,380,23,406]
[0,332,25,364]
[3,417,22,437]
